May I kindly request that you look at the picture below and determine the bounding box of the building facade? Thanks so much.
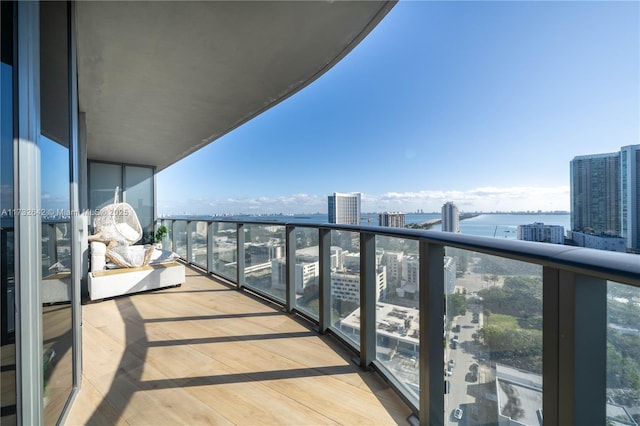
[570,145,639,251]
[328,192,361,225]
[441,201,460,233]
[517,222,565,244]
[620,145,640,252]
[378,212,405,228]
[570,152,620,236]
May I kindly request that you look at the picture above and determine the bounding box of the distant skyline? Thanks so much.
[157,1,639,216]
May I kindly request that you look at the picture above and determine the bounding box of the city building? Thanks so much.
[441,201,460,233]
[340,303,420,357]
[328,192,361,225]
[271,258,319,293]
[517,222,565,244]
[570,145,639,251]
[380,251,403,288]
[565,230,627,253]
[494,364,637,426]
[331,266,387,303]
[621,145,640,252]
[378,212,406,228]
[397,256,456,300]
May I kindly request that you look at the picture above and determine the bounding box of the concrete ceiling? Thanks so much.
[75,1,395,171]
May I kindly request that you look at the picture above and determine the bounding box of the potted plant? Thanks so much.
[154,225,168,248]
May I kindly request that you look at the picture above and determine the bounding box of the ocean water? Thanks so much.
[201,212,571,240]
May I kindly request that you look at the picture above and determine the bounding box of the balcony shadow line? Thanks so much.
[144,311,282,323]
[137,364,356,390]
[146,330,317,347]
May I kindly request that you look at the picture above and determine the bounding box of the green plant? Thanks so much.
[154,225,168,243]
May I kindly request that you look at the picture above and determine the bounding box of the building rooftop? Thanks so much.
[341,303,420,345]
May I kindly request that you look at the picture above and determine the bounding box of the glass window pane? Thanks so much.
[174,221,187,258]
[293,227,320,319]
[330,230,361,348]
[1,3,16,421]
[124,165,154,243]
[607,281,640,425]
[190,221,207,267]
[89,162,122,213]
[211,222,237,282]
[161,220,172,251]
[444,249,543,425]
[40,2,73,423]
[243,224,286,302]
[375,236,420,402]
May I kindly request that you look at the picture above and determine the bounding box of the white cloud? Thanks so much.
[158,186,570,216]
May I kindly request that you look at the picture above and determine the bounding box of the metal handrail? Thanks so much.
[166,218,640,288]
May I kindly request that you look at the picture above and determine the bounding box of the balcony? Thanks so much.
[62,218,640,425]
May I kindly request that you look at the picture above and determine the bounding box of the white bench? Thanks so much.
[88,261,185,301]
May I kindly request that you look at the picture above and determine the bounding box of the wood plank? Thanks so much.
[65,265,413,425]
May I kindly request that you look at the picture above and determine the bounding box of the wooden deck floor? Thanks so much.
[64,265,412,425]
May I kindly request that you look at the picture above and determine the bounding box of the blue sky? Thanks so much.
[157,0,639,215]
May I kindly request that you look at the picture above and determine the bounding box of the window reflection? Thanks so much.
[40,1,73,424]
[1,1,17,422]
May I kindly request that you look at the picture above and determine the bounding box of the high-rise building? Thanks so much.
[328,192,361,225]
[570,152,620,236]
[378,212,405,228]
[441,201,460,233]
[620,145,640,251]
[570,145,639,251]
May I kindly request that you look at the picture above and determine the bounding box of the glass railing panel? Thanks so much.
[444,248,543,425]
[607,281,640,425]
[243,223,286,302]
[164,220,173,252]
[210,222,237,282]
[292,226,320,319]
[330,230,361,348]
[190,221,207,268]
[375,235,420,401]
[173,220,187,259]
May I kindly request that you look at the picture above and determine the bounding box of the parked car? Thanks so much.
[453,408,463,420]
[448,359,455,369]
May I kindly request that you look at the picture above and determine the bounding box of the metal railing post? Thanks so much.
[207,221,214,274]
[236,223,245,289]
[360,231,376,369]
[285,225,296,313]
[419,241,444,426]
[542,266,560,426]
[318,227,331,334]
[171,220,176,254]
[47,223,57,265]
[186,221,193,263]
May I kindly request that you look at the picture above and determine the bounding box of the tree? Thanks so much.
[447,293,467,317]
[607,343,640,389]
[478,276,542,320]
